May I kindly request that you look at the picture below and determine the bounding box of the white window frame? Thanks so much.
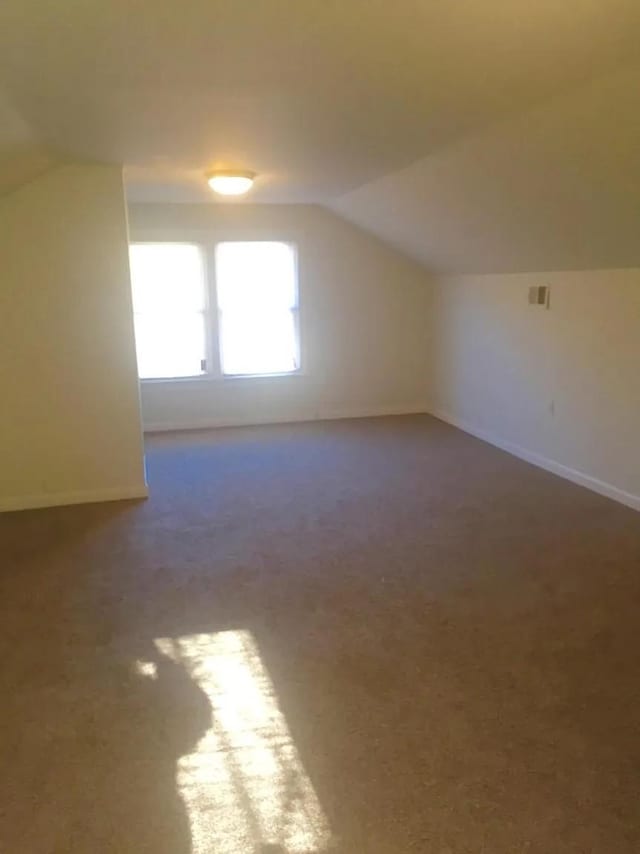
[214,240,301,380]
[130,234,303,384]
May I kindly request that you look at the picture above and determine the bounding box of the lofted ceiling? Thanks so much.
[0,94,58,196]
[329,65,640,273]
[1,1,639,271]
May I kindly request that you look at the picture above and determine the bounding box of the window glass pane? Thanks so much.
[129,243,207,379]
[220,309,298,376]
[216,242,296,311]
[133,312,206,379]
[130,244,206,314]
[215,242,299,376]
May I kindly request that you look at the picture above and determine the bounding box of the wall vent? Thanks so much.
[528,285,549,307]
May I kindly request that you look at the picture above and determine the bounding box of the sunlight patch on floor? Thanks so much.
[153,631,332,854]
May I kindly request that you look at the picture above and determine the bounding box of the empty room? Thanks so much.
[1,2,639,852]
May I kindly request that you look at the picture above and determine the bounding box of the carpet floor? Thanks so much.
[1,414,639,853]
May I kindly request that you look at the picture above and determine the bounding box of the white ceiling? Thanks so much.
[329,65,640,273]
[1,1,638,202]
[1,1,639,271]
[0,94,56,195]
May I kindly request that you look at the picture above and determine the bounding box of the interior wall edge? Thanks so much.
[429,408,640,513]
[143,403,430,434]
[0,485,150,514]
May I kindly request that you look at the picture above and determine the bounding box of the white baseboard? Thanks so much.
[143,403,428,434]
[0,484,149,514]
[430,408,640,513]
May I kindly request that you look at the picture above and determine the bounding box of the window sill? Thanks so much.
[222,370,304,381]
[140,370,305,384]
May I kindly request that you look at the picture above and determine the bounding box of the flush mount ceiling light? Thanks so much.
[206,169,255,196]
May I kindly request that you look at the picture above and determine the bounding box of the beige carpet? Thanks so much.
[1,415,639,853]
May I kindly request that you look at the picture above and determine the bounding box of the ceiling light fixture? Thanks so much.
[206,169,255,196]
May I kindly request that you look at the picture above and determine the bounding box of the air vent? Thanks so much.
[528,285,549,307]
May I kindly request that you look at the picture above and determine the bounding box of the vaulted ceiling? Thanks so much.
[1,0,639,272]
[0,94,57,195]
[330,65,640,273]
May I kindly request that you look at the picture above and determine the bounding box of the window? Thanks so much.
[128,239,299,380]
[216,241,299,376]
[129,243,208,379]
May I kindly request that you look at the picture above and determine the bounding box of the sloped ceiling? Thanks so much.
[1,1,638,200]
[0,95,58,196]
[0,1,639,271]
[329,65,640,273]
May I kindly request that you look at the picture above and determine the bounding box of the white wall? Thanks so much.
[0,164,147,511]
[430,270,640,509]
[127,204,432,431]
